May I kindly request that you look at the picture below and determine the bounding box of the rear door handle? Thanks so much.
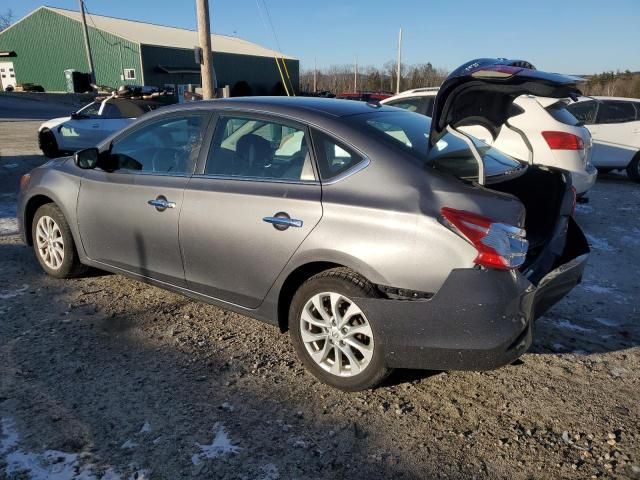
[148,196,176,211]
[263,212,303,230]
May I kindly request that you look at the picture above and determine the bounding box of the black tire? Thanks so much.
[289,268,391,391]
[32,203,88,278]
[596,167,613,174]
[626,153,640,183]
[39,130,60,158]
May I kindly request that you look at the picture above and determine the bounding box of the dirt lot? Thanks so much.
[1,113,639,479]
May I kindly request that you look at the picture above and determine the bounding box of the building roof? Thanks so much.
[43,6,296,60]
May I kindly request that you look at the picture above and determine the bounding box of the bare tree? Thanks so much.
[0,9,13,32]
[300,59,448,94]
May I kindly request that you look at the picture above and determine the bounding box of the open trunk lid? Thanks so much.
[429,58,582,149]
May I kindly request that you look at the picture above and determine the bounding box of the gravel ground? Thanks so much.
[1,115,639,480]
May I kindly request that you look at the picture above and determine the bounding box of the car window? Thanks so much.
[385,97,426,113]
[310,130,364,180]
[100,103,123,119]
[596,101,637,124]
[424,97,435,116]
[357,111,524,181]
[205,116,315,182]
[76,102,101,118]
[109,114,208,174]
[566,101,598,125]
[545,102,580,126]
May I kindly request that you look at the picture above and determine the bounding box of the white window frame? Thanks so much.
[123,68,136,80]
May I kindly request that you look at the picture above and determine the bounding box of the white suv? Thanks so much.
[566,96,640,182]
[382,89,597,195]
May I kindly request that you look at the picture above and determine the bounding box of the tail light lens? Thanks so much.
[541,131,584,150]
[441,207,528,270]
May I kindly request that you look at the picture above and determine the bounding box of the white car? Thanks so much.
[382,89,597,195]
[566,96,640,182]
[38,97,161,158]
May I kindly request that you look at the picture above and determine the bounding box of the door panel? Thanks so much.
[77,171,189,286]
[589,124,637,167]
[180,178,322,307]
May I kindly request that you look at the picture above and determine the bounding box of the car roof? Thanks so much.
[162,96,398,118]
[380,88,439,103]
[575,96,640,103]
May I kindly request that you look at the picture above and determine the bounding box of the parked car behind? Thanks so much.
[19,59,589,391]
[381,88,597,196]
[566,96,640,182]
[38,96,165,158]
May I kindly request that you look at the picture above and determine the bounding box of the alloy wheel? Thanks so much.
[35,215,65,270]
[299,292,374,377]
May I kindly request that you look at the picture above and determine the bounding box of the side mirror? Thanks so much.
[74,148,99,169]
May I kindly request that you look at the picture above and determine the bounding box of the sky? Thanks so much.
[6,0,640,74]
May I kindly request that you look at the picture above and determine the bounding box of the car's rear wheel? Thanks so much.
[626,153,640,183]
[39,130,60,158]
[32,203,87,278]
[289,268,391,391]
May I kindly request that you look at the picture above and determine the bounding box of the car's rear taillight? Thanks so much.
[441,207,528,270]
[541,131,584,150]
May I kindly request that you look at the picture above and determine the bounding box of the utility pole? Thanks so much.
[396,27,402,94]
[195,0,216,99]
[79,0,96,85]
[354,56,358,93]
[313,56,317,93]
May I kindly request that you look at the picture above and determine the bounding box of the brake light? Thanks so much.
[469,65,523,79]
[542,131,584,150]
[441,207,528,270]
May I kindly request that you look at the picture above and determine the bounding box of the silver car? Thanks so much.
[19,59,590,391]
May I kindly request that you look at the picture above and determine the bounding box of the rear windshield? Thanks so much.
[545,102,581,126]
[354,111,525,181]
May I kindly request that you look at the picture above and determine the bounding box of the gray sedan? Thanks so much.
[18,59,589,391]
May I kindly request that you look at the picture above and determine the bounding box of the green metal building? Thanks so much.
[0,6,298,95]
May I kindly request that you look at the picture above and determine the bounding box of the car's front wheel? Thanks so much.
[39,129,60,158]
[626,153,640,183]
[289,268,391,391]
[32,203,87,278]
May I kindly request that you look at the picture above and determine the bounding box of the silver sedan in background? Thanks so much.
[19,59,589,391]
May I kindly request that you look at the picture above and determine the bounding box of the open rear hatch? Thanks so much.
[428,58,589,315]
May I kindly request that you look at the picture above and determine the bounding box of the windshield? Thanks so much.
[355,111,526,181]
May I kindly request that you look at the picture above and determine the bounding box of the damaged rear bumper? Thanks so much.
[357,217,589,371]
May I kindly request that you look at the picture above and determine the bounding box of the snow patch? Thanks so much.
[1,416,148,480]
[191,423,240,465]
[594,317,619,327]
[120,439,137,449]
[0,417,19,454]
[586,234,614,252]
[575,204,594,214]
[0,202,18,236]
[581,283,614,294]
[555,319,594,333]
[137,421,151,434]
[0,284,29,300]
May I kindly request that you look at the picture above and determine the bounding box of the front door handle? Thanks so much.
[148,196,176,212]
[263,212,303,231]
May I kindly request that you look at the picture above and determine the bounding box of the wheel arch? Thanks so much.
[276,261,378,333]
[23,194,56,246]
